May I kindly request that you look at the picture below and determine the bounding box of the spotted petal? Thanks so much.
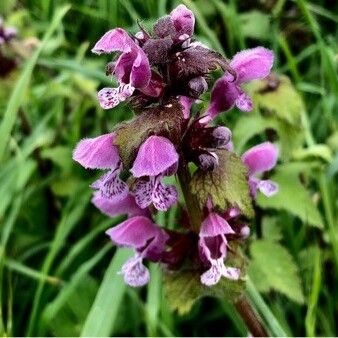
[91,169,128,201]
[120,255,150,287]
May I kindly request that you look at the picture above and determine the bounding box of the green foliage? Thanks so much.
[234,75,306,160]
[190,150,254,218]
[163,269,245,315]
[248,240,304,304]
[1,0,338,336]
[257,163,324,228]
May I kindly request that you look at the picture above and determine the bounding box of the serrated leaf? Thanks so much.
[190,150,254,218]
[257,163,324,228]
[248,240,304,304]
[163,269,245,315]
[247,75,305,127]
[114,100,184,168]
[232,111,304,161]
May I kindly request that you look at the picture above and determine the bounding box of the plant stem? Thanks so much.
[176,162,202,233]
[235,296,268,337]
[176,164,268,336]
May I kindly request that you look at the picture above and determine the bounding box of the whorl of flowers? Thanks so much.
[73,4,278,288]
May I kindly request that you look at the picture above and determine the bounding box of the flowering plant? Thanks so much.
[73,3,277,319]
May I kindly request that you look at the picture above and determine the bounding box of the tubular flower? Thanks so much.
[92,28,151,109]
[73,133,128,200]
[131,136,179,211]
[73,4,278,289]
[106,216,168,287]
[242,142,279,198]
[202,47,274,123]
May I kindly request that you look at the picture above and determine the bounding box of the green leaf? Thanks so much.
[190,150,254,218]
[248,75,305,127]
[292,144,332,163]
[240,11,270,40]
[114,100,184,168]
[248,240,304,304]
[257,163,324,228]
[163,269,245,315]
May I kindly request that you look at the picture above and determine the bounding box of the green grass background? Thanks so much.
[0,0,337,336]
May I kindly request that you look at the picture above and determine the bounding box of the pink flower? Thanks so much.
[131,135,179,211]
[202,47,274,123]
[242,142,279,198]
[199,211,240,286]
[106,216,168,287]
[73,133,128,201]
[92,28,151,109]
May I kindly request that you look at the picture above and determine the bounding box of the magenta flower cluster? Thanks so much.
[73,5,278,287]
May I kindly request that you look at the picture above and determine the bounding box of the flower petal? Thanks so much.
[134,178,154,209]
[131,136,179,177]
[72,133,120,169]
[179,96,195,119]
[230,47,274,83]
[120,255,150,287]
[203,78,241,122]
[91,192,148,218]
[97,85,135,110]
[152,179,178,211]
[200,263,222,286]
[106,215,159,249]
[170,4,195,38]
[235,91,253,112]
[91,169,128,200]
[242,142,278,174]
[130,49,152,88]
[91,28,136,54]
[257,179,279,197]
[221,266,240,280]
[144,231,169,262]
[200,212,235,237]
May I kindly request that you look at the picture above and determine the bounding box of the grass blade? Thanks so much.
[0,5,71,162]
[246,277,288,337]
[80,248,132,337]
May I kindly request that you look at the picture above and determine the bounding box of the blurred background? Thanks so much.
[0,0,337,336]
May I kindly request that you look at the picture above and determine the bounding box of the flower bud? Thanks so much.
[212,126,232,148]
[188,76,208,98]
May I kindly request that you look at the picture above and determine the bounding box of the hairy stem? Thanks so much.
[235,296,268,337]
[177,163,268,336]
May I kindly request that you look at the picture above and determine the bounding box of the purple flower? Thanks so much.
[242,142,279,198]
[73,133,128,200]
[106,216,168,287]
[131,135,179,211]
[199,211,240,286]
[0,17,17,45]
[170,4,195,41]
[92,192,148,218]
[202,47,274,123]
[92,28,151,109]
